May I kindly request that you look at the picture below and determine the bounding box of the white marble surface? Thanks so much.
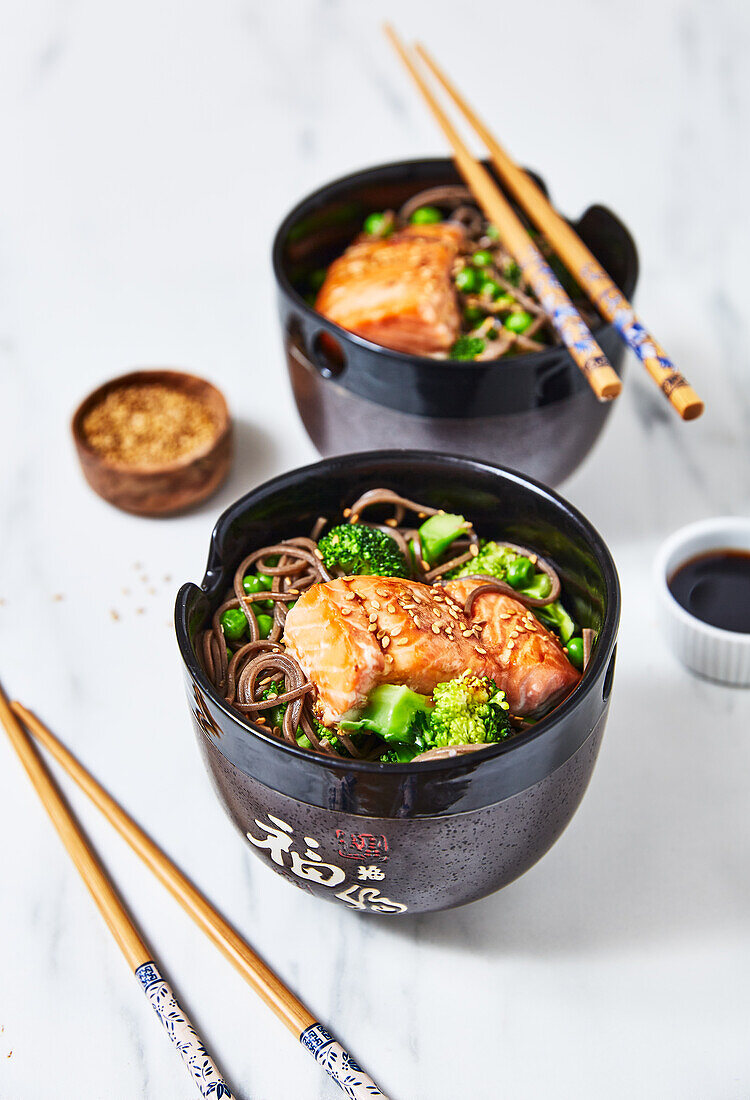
[1,1,750,1097]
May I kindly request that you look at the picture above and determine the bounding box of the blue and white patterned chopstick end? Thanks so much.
[301,1023,389,1099]
[135,962,232,1098]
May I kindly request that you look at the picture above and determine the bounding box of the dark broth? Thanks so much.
[668,549,750,634]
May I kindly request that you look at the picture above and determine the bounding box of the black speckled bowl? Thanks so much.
[272,159,639,487]
[175,451,620,915]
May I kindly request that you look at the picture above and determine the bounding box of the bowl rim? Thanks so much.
[71,368,231,475]
[175,449,621,777]
[271,156,636,372]
[654,516,750,644]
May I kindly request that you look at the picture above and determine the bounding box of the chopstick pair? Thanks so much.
[384,27,704,421]
[0,686,389,1100]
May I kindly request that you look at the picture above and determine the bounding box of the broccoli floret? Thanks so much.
[425,673,511,748]
[449,335,485,360]
[318,524,408,578]
[339,684,433,743]
[448,541,578,641]
[380,743,423,763]
[373,673,512,760]
[450,540,519,580]
[449,540,547,596]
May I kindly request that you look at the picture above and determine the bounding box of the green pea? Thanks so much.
[486,224,500,240]
[464,305,485,327]
[455,266,481,293]
[309,267,327,292]
[256,613,274,639]
[220,608,247,642]
[243,573,273,595]
[504,310,533,334]
[566,637,584,670]
[481,278,503,300]
[410,205,442,225]
[363,212,391,237]
[506,556,535,589]
[472,249,494,268]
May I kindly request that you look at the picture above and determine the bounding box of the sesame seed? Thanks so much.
[369,612,378,623]
[376,587,389,598]
[431,623,441,634]
[382,635,391,648]
[507,641,515,649]
[387,603,396,614]
[385,518,398,527]
[470,545,479,557]
[391,626,402,637]
[420,560,429,571]
[475,646,487,655]
[462,630,472,637]
[529,554,538,564]
[341,606,352,616]
[314,549,323,560]
[345,591,356,600]
[413,619,423,630]
[343,507,351,517]
[368,623,377,633]
[350,514,360,523]
[413,595,423,604]
[371,600,381,610]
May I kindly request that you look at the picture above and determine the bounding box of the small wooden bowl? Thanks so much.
[72,369,233,516]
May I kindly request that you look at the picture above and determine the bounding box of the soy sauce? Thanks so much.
[669,549,750,633]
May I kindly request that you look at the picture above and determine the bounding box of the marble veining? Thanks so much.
[1,1,750,1098]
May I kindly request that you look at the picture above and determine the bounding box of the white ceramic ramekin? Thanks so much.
[655,517,750,685]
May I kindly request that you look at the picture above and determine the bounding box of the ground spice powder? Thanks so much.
[82,383,217,466]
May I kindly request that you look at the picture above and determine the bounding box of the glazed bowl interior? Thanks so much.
[177,451,619,816]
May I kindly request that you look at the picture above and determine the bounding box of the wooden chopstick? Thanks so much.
[0,685,232,1099]
[384,24,621,403]
[11,701,390,1100]
[414,41,704,422]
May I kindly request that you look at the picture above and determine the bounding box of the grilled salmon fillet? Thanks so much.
[283,575,499,725]
[444,578,580,715]
[314,223,463,356]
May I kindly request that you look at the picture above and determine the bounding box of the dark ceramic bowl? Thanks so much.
[175,451,620,915]
[272,158,639,487]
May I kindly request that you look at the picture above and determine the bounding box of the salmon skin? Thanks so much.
[444,578,581,715]
[314,223,463,356]
[283,575,579,725]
